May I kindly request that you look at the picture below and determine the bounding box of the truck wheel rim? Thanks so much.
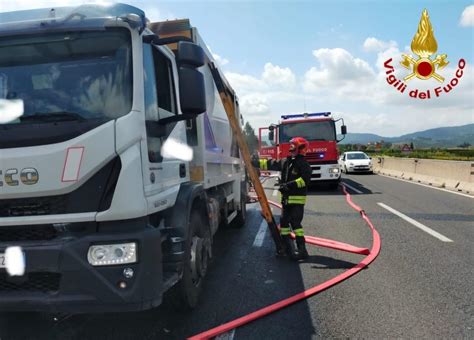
[190,236,207,285]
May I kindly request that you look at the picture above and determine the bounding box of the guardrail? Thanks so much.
[374,157,474,194]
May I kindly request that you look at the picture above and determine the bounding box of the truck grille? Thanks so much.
[0,272,60,293]
[305,154,338,164]
[0,196,67,217]
[0,225,58,242]
[0,156,121,218]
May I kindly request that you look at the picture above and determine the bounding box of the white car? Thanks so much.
[339,151,373,174]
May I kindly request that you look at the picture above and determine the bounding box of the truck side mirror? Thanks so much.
[268,130,274,141]
[341,125,347,135]
[177,41,205,67]
[176,42,207,116]
[179,66,206,115]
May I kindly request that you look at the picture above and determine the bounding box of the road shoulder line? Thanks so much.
[377,202,453,242]
[376,173,473,199]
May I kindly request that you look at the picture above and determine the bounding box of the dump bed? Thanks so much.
[148,19,243,189]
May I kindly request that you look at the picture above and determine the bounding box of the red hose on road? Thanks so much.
[188,184,381,339]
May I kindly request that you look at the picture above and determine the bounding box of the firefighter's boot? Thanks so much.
[296,236,309,260]
[281,235,298,260]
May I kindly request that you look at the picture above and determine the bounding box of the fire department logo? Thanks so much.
[400,9,448,82]
[383,9,466,100]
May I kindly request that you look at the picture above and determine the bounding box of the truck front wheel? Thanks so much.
[171,209,211,310]
[329,180,340,190]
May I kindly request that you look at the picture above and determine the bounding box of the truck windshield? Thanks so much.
[0,28,132,125]
[279,121,336,143]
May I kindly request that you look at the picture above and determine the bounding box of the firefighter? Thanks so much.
[278,137,312,260]
[251,151,261,177]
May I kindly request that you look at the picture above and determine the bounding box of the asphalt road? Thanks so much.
[0,173,472,339]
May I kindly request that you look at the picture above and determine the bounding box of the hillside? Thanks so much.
[340,124,474,148]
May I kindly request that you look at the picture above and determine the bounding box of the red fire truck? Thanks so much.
[258,112,347,188]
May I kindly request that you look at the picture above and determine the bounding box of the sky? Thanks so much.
[1,0,473,136]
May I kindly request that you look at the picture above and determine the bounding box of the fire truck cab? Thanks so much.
[258,112,347,188]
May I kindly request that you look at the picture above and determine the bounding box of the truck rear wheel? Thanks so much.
[231,188,247,228]
[169,209,211,310]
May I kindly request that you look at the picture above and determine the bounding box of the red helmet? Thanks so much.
[289,137,309,155]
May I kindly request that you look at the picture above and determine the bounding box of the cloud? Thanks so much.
[363,37,398,52]
[207,46,230,66]
[232,41,472,136]
[225,72,266,93]
[239,94,271,116]
[262,63,296,89]
[225,63,299,123]
[303,48,375,97]
[460,5,474,27]
[213,53,229,66]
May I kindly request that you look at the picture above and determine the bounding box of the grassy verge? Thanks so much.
[365,149,474,161]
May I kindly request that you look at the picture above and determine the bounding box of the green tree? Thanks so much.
[243,121,259,153]
[458,142,471,148]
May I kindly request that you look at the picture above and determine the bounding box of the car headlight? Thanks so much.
[87,242,137,266]
[349,162,354,166]
[329,167,340,174]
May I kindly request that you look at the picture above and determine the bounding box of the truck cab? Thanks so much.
[0,4,245,313]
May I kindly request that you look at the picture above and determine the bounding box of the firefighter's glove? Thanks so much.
[278,183,290,194]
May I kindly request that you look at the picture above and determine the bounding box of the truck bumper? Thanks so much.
[0,219,163,313]
[310,163,341,182]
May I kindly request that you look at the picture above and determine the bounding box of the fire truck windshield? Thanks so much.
[279,120,336,143]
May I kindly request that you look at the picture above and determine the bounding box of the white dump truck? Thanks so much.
[0,3,247,312]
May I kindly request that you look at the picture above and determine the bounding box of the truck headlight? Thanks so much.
[87,242,137,266]
[329,167,340,174]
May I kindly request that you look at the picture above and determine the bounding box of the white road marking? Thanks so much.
[272,189,278,196]
[377,173,474,199]
[377,202,453,242]
[252,219,268,247]
[216,329,235,340]
[342,182,363,194]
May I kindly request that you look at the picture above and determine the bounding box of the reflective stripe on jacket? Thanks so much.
[280,155,312,205]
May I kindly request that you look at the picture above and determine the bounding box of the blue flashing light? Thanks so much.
[319,154,325,158]
[281,112,331,120]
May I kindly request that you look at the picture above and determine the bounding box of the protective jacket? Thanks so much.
[280,154,312,204]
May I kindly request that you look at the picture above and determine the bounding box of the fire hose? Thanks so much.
[188,183,381,339]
